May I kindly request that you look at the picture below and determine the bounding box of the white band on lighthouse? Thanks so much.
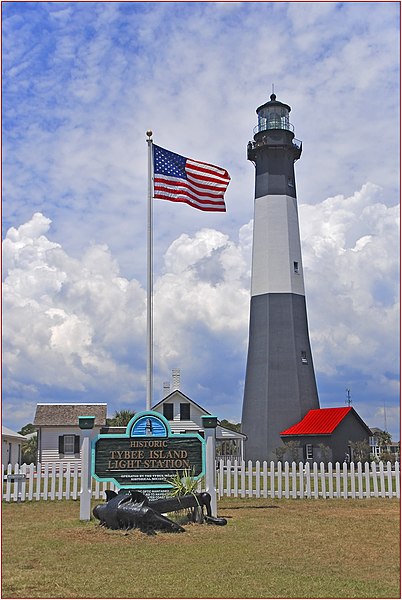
[251,194,305,297]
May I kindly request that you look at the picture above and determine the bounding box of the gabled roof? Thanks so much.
[34,403,107,426]
[152,391,246,439]
[280,407,370,436]
[152,390,212,416]
[2,426,27,440]
[217,425,247,440]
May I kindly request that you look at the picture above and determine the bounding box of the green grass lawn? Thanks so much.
[2,497,400,598]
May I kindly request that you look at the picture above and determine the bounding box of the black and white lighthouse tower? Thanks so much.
[241,94,319,461]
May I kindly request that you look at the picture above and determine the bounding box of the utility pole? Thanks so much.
[345,388,352,407]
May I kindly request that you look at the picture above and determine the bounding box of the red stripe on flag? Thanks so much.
[154,185,226,208]
[154,194,226,212]
[155,176,226,197]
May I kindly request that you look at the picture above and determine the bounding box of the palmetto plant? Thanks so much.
[166,468,200,498]
[106,410,135,426]
[21,436,38,464]
[165,469,203,523]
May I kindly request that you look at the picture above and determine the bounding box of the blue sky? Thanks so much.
[2,1,400,440]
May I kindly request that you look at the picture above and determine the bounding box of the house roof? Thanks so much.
[280,407,370,436]
[2,426,27,441]
[34,403,107,426]
[152,390,212,416]
[217,425,247,440]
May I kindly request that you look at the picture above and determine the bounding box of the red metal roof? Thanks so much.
[280,407,353,436]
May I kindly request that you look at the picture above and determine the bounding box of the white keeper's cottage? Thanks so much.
[152,389,246,461]
[33,403,107,464]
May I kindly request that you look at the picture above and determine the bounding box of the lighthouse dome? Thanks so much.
[256,95,292,133]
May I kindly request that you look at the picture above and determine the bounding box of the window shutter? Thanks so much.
[58,436,64,454]
[74,435,80,454]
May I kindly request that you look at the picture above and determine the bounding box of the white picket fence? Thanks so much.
[2,460,400,502]
[217,459,400,500]
[2,463,118,503]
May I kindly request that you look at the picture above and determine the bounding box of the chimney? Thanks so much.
[172,369,181,391]
[163,381,171,397]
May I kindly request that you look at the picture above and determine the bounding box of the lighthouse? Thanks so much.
[241,93,319,462]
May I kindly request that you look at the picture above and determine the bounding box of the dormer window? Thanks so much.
[163,403,173,420]
[180,403,190,420]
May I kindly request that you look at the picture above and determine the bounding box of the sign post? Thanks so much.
[201,415,218,517]
[79,415,95,521]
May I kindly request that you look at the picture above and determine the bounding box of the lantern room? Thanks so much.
[254,93,293,134]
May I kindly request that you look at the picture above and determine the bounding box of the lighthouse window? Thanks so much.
[305,444,313,460]
[293,261,299,273]
[288,177,294,188]
[301,351,308,364]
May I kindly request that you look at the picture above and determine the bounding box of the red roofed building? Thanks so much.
[280,407,371,464]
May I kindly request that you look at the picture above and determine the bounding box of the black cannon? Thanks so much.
[93,489,227,534]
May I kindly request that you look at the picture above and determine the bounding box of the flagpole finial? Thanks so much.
[146,130,153,140]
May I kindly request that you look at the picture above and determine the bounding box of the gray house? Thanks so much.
[280,406,372,464]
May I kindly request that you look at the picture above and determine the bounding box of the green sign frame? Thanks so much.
[92,410,206,490]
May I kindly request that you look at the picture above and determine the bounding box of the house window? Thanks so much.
[163,403,174,420]
[305,444,313,460]
[301,351,308,364]
[59,435,80,455]
[64,435,76,454]
[180,403,190,420]
[293,261,299,273]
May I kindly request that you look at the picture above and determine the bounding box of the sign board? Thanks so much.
[92,411,206,490]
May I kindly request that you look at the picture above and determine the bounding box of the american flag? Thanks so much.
[153,145,230,212]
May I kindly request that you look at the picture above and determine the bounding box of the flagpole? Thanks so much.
[146,130,153,411]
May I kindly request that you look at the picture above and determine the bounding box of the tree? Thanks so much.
[379,450,396,465]
[18,423,36,436]
[219,420,241,432]
[375,430,392,449]
[318,443,331,463]
[106,409,135,426]
[21,435,38,465]
[273,445,287,462]
[349,439,370,463]
[284,440,301,462]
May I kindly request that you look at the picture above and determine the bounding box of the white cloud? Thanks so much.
[300,183,399,390]
[153,227,251,373]
[3,213,146,399]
